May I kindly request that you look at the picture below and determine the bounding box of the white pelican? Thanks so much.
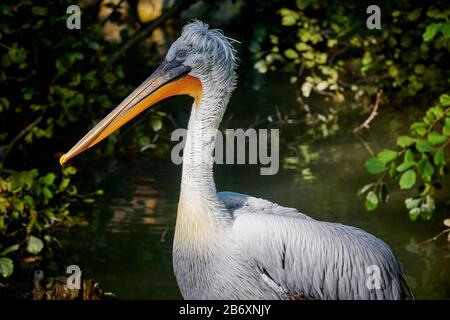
[60,21,412,300]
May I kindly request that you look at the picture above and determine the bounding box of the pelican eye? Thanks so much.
[176,50,187,60]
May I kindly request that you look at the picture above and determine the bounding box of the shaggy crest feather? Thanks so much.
[180,20,237,90]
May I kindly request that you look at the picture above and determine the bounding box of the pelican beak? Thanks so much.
[59,60,202,165]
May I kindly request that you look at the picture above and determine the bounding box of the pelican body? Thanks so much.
[60,21,412,300]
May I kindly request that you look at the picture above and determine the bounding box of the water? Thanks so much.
[61,73,450,299]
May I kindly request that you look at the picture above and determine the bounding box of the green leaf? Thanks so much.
[0,244,19,256]
[280,9,299,26]
[416,156,434,182]
[388,162,397,178]
[414,64,426,75]
[410,122,428,136]
[149,116,163,132]
[443,117,450,136]
[439,94,450,106]
[397,150,416,172]
[427,106,444,119]
[433,148,446,166]
[42,187,53,199]
[409,207,421,221]
[12,198,24,213]
[388,66,399,78]
[59,177,70,191]
[0,97,10,111]
[31,6,48,16]
[415,140,433,152]
[407,9,422,22]
[376,149,398,165]
[295,42,311,51]
[41,173,56,186]
[103,72,117,84]
[365,191,379,211]
[296,0,312,9]
[26,236,44,255]
[63,166,77,175]
[427,131,447,145]
[9,174,23,193]
[396,135,415,147]
[66,185,78,195]
[423,23,441,41]
[364,157,386,174]
[427,9,450,20]
[423,195,436,215]
[0,257,13,277]
[284,49,299,59]
[404,150,415,163]
[399,170,416,189]
[24,195,34,208]
[362,52,373,66]
[0,198,8,214]
[405,197,421,210]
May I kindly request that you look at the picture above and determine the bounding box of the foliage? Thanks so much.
[254,1,449,103]
[0,0,135,161]
[0,165,96,278]
[252,1,450,222]
[0,0,160,280]
[359,93,450,221]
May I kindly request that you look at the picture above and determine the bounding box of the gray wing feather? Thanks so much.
[218,191,311,219]
[218,191,410,300]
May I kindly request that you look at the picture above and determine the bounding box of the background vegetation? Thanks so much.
[253,0,449,224]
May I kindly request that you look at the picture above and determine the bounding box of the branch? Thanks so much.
[353,89,382,133]
[353,133,375,156]
[418,228,450,246]
[3,115,44,161]
[107,0,194,66]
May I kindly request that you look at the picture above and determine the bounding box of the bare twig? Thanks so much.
[353,89,382,133]
[312,87,336,97]
[166,114,180,128]
[3,115,44,161]
[328,45,349,64]
[160,225,169,243]
[418,228,450,246]
[353,133,375,156]
[107,0,194,66]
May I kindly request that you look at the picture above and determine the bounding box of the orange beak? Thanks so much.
[59,61,202,165]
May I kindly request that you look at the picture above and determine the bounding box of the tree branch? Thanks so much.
[353,89,382,133]
[418,228,450,246]
[3,115,44,161]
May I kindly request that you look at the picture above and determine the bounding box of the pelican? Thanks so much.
[60,21,412,300]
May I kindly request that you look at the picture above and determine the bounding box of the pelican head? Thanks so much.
[59,20,237,165]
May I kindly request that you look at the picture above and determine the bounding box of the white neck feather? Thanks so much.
[175,81,233,249]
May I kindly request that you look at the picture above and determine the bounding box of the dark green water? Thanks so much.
[61,73,450,299]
